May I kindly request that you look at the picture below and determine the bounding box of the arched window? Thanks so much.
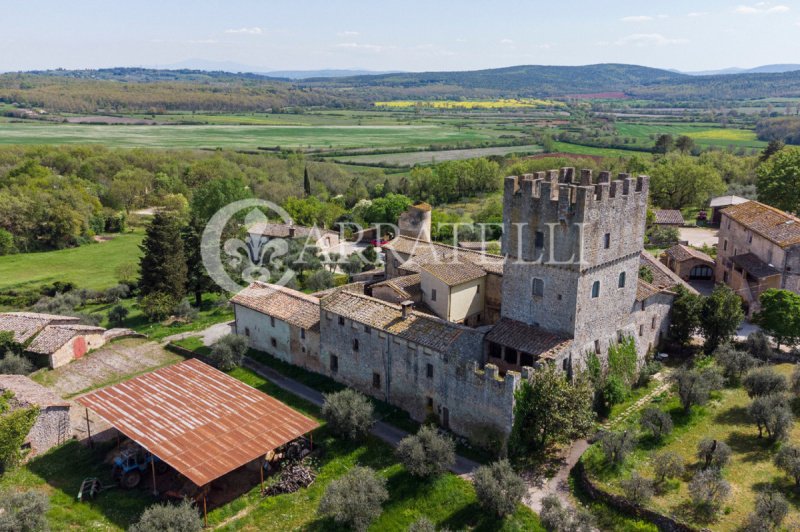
[591,281,600,298]
[618,271,626,288]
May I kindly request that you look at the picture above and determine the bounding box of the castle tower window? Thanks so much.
[639,324,644,337]
[364,325,371,334]
[532,278,544,297]
[244,327,250,337]
[300,328,306,339]
[594,340,601,354]
[723,240,728,251]
[271,337,277,348]
[338,316,345,326]
[270,316,276,327]
[591,281,601,298]
[604,233,611,249]
[651,316,657,330]
[618,271,626,288]
[426,363,434,379]
[353,338,359,351]
[431,289,437,302]
[535,231,544,249]
[373,372,381,389]
[330,355,338,373]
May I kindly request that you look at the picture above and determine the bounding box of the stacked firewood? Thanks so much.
[264,462,316,496]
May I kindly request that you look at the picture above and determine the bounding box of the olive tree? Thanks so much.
[599,430,636,465]
[620,472,654,505]
[696,438,732,470]
[407,517,436,532]
[540,494,595,532]
[748,394,794,441]
[652,451,685,483]
[321,389,375,441]
[209,334,248,371]
[0,489,49,532]
[744,490,789,531]
[395,425,455,478]
[689,469,731,516]
[129,499,202,532]
[639,407,673,441]
[774,444,800,488]
[473,460,526,518]
[742,367,788,398]
[714,344,758,385]
[318,466,388,532]
[746,331,772,361]
[791,364,800,397]
[672,366,723,412]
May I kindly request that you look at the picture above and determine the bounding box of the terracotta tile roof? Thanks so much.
[248,222,336,240]
[77,359,319,487]
[722,201,800,248]
[372,274,421,300]
[458,241,501,251]
[731,253,781,279]
[640,252,698,295]
[231,282,321,331]
[636,279,662,302]
[654,210,685,225]
[27,324,105,355]
[664,244,714,264]
[0,313,80,343]
[421,259,486,286]
[385,236,504,275]
[485,318,572,360]
[0,375,69,408]
[320,290,484,355]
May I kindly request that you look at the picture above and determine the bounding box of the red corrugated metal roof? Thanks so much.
[76,359,318,487]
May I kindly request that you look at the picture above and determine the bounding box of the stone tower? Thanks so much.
[398,202,433,242]
[500,168,649,356]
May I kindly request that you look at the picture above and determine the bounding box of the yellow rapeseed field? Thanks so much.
[375,98,566,109]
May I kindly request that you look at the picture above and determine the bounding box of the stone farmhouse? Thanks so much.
[661,244,715,282]
[0,375,71,457]
[715,200,800,315]
[231,168,694,443]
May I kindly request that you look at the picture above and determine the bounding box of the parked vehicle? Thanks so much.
[112,445,167,489]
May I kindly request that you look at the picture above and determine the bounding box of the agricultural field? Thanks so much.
[0,122,512,149]
[582,363,800,531]
[375,98,567,109]
[330,144,542,166]
[0,232,142,292]
[614,122,767,149]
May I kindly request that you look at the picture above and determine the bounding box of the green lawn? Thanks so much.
[614,123,767,149]
[551,141,647,158]
[1,367,541,531]
[0,123,505,150]
[330,144,542,166]
[0,232,143,291]
[582,364,800,531]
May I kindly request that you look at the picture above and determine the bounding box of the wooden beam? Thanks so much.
[84,408,93,448]
[151,458,158,496]
[203,494,208,527]
[260,457,265,495]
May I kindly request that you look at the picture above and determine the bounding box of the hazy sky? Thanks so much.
[2,0,799,72]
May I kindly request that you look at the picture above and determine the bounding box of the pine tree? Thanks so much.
[138,212,187,302]
[303,167,312,197]
[182,216,217,307]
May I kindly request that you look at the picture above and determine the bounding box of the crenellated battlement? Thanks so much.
[504,168,649,220]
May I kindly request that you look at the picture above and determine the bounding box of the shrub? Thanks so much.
[321,389,374,441]
[688,469,731,515]
[748,394,794,441]
[139,292,177,321]
[0,489,49,532]
[639,407,673,440]
[318,466,388,532]
[396,425,455,478]
[0,353,34,375]
[774,444,800,488]
[620,472,654,505]
[791,365,800,397]
[696,438,732,470]
[209,334,248,371]
[652,451,685,483]
[743,367,788,398]
[473,460,526,518]
[0,331,23,356]
[305,269,335,291]
[0,228,15,256]
[0,405,39,471]
[747,331,773,361]
[173,299,199,322]
[601,375,628,407]
[540,494,595,532]
[407,517,436,532]
[108,304,130,326]
[714,344,758,385]
[672,366,723,412]
[129,499,203,532]
[599,429,636,465]
[104,283,130,303]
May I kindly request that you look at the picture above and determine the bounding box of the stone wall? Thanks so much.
[234,305,292,361]
[50,332,106,369]
[25,406,70,456]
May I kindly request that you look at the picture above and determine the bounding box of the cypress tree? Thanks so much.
[182,216,217,307]
[303,167,312,197]
[138,212,187,301]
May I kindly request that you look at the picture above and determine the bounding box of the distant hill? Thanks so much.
[263,69,402,79]
[684,64,800,76]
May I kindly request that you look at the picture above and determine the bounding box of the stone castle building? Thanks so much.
[232,168,693,444]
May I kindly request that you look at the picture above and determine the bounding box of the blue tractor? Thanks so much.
[111,445,167,489]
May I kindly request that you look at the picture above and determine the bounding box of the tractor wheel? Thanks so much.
[120,470,141,489]
[155,462,168,474]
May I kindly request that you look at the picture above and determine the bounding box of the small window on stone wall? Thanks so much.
[591,281,600,298]
[338,316,345,326]
[532,278,544,297]
[595,340,601,354]
[300,328,306,339]
[535,231,544,248]
[618,271,626,288]
[245,327,250,337]
[270,337,277,348]
[426,363,434,379]
[373,372,381,389]
[270,316,275,327]
[330,355,338,373]
[353,339,359,351]
[651,316,657,330]
[604,233,611,249]
[639,324,644,337]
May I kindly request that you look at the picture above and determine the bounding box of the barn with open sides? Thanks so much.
[76,358,318,522]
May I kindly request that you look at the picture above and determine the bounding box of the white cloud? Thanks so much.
[621,15,653,22]
[337,31,360,37]
[734,4,790,14]
[687,11,710,17]
[335,42,386,53]
[615,33,688,46]
[186,39,218,44]
[500,38,514,44]
[224,27,262,34]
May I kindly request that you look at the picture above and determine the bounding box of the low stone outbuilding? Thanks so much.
[0,312,80,344]
[661,244,715,281]
[653,210,685,227]
[26,324,106,368]
[0,375,71,456]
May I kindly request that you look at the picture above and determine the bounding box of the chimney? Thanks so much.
[400,300,414,319]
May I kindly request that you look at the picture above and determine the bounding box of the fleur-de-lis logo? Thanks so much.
[202,199,295,293]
